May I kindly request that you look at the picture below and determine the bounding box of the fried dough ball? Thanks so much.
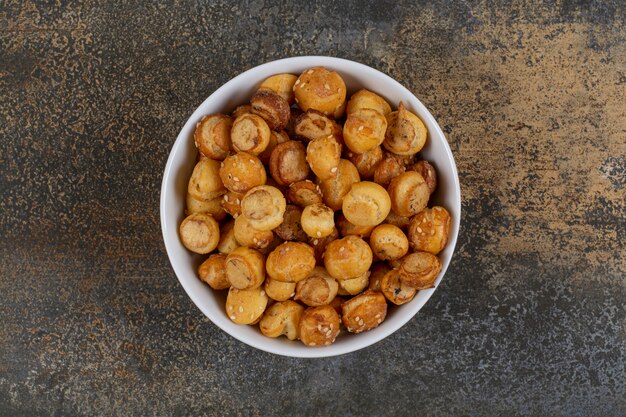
[286,180,323,207]
[369,224,409,261]
[368,262,391,291]
[274,205,308,242]
[407,206,451,255]
[295,266,338,306]
[221,190,244,217]
[398,252,442,289]
[225,286,269,325]
[318,159,360,211]
[380,269,417,305]
[266,242,316,283]
[294,67,347,119]
[388,171,430,217]
[179,213,220,254]
[225,246,266,290]
[409,160,438,195]
[346,89,392,116]
[341,290,388,333]
[231,113,271,155]
[258,73,298,104]
[309,227,339,265]
[323,235,373,280]
[306,135,342,180]
[231,104,252,119]
[240,185,286,231]
[188,158,227,201]
[269,140,310,186]
[298,305,341,347]
[373,153,406,187]
[217,220,238,254]
[345,145,383,179]
[294,110,343,143]
[219,152,266,194]
[343,108,387,154]
[233,215,274,249]
[198,254,230,290]
[194,114,232,160]
[301,203,335,239]
[250,90,290,131]
[336,214,375,238]
[264,276,297,302]
[259,130,289,165]
[342,181,391,227]
[186,193,227,221]
[383,102,427,155]
[259,300,304,340]
[337,271,370,295]
[384,211,411,231]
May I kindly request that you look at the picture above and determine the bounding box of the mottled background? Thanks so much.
[1,1,624,416]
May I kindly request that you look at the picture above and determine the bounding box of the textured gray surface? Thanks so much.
[1,1,625,416]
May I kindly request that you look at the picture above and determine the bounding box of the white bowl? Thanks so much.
[160,56,461,358]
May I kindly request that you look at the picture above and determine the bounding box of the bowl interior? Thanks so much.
[161,56,460,358]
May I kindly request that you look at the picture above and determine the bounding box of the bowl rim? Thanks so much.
[160,55,461,358]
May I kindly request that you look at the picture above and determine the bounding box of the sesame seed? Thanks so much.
[326,329,332,336]
[330,167,337,173]
[228,305,233,310]
[313,239,319,245]
[233,177,240,182]
[355,316,360,322]
[417,227,422,233]
[300,82,306,88]
[348,152,353,157]
[259,305,263,310]
[250,159,254,163]
[324,83,330,90]
[235,198,240,204]
[250,313,254,319]
[253,238,258,243]
[230,315,236,320]
[224,195,230,202]
[329,323,334,329]
[434,207,442,211]
[358,126,364,131]
[307,69,313,74]
[260,290,265,296]
[290,292,295,298]
[375,313,381,318]
[358,319,365,326]
[316,231,321,237]
[239,306,243,313]
[295,79,300,85]
[325,341,330,346]
[310,342,316,346]
[317,324,323,331]
[220,162,224,168]
[233,213,239,218]
[339,247,345,252]
[377,319,382,324]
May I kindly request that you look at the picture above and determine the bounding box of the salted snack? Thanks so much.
[295,266,338,306]
[398,252,442,289]
[318,159,360,211]
[259,130,289,165]
[259,300,304,340]
[225,246,266,290]
[273,205,308,242]
[306,135,342,180]
[346,89,392,116]
[294,110,343,143]
[345,145,383,179]
[300,203,335,238]
[294,67,347,119]
[217,220,238,254]
[336,214,375,238]
[342,181,391,227]
[286,180,323,207]
[225,286,269,325]
[194,114,232,160]
[309,227,339,265]
[387,171,430,217]
[219,152,266,194]
[250,90,290,131]
[264,276,297,302]
[368,263,391,291]
[258,73,298,104]
[232,104,252,119]
[341,290,387,333]
[384,211,411,230]
[380,269,417,305]
[369,224,409,261]
[337,271,370,296]
[198,254,230,290]
[407,206,451,255]
[298,305,341,347]
[266,241,316,283]
[269,140,310,186]
[240,185,286,231]
[221,190,244,217]
[323,235,373,280]
[373,153,406,187]
[186,193,227,220]
[188,158,227,201]
[230,113,271,155]
[343,108,387,154]
[179,213,220,254]
[409,160,437,195]
[383,102,427,155]
[233,215,273,249]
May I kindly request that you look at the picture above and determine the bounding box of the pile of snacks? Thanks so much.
[179,67,451,347]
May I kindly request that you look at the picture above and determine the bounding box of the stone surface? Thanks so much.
[1,1,625,416]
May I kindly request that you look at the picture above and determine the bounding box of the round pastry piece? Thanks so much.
[328,295,345,315]
[407,206,451,255]
[273,205,308,242]
[341,290,388,333]
[383,102,427,155]
[343,108,387,154]
[306,135,342,181]
[231,104,252,119]
[258,73,298,104]
[240,185,286,231]
[345,145,383,180]
[342,181,391,227]
[298,305,341,347]
[398,252,442,289]
[250,90,290,131]
[259,300,304,340]
[198,253,230,290]
[225,286,269,325]
[259,130,289,165]
[336,214,375,238]
[346,89,392,116]
[179,213,220,254]
[337,271,370,296]
[219,152,266,194]
[186,193,227,221]
[384,211,411,231]
[217,220,238,254]
[269,140,310,186]
[225,246,266,290]
[409,160,437,195]
[264,276,297,302]
[188,158,226,201]
[286,180,323,208]
[294,110,343,143]
[368,262,391,291]
[194,114,232,160]
[373,153,406,187]
[388,171,430,217]
[295,266,338,306]
[380,268,417,305]
[369,224,409,261]
[323,235,373,280]
[231,113,271,155]
[233,215,274,249]
[301,203,335,239]
[294,67,347,119]
[221,190,244,217]
[309,227,339,265]
[266,242,316,283]
[318,159,360,211]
